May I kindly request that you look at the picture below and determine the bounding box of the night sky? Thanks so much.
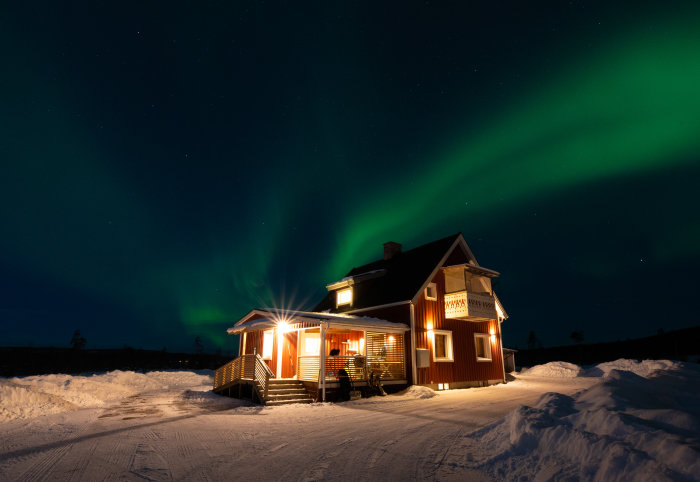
[2,2,699,354]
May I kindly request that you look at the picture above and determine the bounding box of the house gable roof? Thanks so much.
[314,233,483,313]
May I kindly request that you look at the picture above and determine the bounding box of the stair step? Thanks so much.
[267,393,313,401]
[267,388,307,394]
[266,398,314,406]
[263,380,311,405]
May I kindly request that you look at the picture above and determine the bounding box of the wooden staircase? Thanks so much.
[265,379,314,406]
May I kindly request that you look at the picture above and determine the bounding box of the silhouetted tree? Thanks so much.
[570,330,585,344]
[70,330,86,350]
[193,336,204,354]
[527,331,540,350]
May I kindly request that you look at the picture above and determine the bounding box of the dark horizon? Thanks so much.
[2,2,699,353]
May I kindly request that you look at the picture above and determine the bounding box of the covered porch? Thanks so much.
[213,310,410,403]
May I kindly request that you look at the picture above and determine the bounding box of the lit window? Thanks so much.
[300,331,320,356]
[425,282,437,301]
[432,330,453,362]
[474,333,492,361]
[337,288,352,306]
[262,330,274,360]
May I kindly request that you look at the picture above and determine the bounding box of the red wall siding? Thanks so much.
[414,270,504,384]
[325,330,365,356]
[244,330,258,355]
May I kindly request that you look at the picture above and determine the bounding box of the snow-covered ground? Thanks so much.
[0,360,697,481]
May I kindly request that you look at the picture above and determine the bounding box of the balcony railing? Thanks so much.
[444,291,497,320]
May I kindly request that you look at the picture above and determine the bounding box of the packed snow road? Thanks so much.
[0,373,592,481]
[1,360,698,481]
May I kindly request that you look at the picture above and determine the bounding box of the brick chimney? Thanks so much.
[383,241,402,260]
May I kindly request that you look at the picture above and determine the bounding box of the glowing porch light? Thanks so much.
[277,320,290,333]
[490,327,496,343]
[388,335,395,343]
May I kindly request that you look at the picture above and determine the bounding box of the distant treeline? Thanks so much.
[514,325,700,368]
[0,347,232,377]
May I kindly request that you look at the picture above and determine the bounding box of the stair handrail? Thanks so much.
[214,354,275,403]
[254,354,274,400]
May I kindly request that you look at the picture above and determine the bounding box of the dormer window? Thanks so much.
[337,288,352,306]
[425,282,437,301]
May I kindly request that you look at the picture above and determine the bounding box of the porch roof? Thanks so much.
[227,308,410,334]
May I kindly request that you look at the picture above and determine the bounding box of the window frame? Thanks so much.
[262,330,274,360]
[432,329,454,362]
[425,282,437,301]
[474,333,492,362]
[299,331,320,356]
[336,288,353,307]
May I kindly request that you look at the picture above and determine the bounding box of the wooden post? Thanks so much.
[320,321,328,402]
[264,373,269,400]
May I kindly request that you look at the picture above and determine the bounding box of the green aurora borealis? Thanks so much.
[1,2,699,352]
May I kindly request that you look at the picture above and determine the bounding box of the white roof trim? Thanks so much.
[325,277,355,291]
[494,293,508,320]
[227,308,410,334]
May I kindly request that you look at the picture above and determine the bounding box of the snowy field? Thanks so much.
[0,360,698,481]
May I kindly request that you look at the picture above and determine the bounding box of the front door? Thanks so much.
[281,331,298,378]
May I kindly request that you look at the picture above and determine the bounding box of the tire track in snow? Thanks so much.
[366,438,398,469]
[129,442,172,481]
[170,429,215,481]
[16,442,74,482]
[298,437,356,482]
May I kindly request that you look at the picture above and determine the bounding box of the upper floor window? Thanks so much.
[425,282,437,301]
[474,333,492,361]
[337,288,352,306]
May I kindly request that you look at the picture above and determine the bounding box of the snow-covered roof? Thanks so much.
[227,308,410,334]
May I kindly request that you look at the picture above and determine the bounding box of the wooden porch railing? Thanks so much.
[213,354,273,401]
[297,354,406,382]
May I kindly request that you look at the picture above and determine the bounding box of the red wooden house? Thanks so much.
[213,233,508,405]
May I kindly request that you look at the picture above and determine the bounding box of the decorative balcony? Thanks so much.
[444,291,497,320]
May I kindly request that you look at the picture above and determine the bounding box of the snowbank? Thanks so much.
[520,358,683,379]
[520,361,584,378]
[468,362,700,481]
[0,370,213,422]
[393,385,438,399]
[584,358,682,378]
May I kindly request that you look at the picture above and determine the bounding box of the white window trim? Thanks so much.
[432,329,454,362]
[425,282,437,301]
[474,333,492,362]
[336,288,353,307]
[299,330,321,356]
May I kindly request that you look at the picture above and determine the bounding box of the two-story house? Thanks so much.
[213,233,507,405]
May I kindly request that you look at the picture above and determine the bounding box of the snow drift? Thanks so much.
[468,360,700,481]
[520,361,584,378]
[0,370,213,422]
